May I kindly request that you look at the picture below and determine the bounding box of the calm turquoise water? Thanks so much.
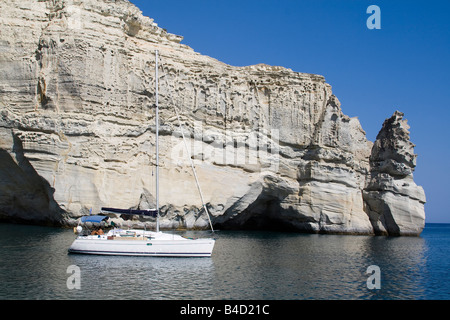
[0,223,449,300]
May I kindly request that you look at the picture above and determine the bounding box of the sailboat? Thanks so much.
[68,50,215,257]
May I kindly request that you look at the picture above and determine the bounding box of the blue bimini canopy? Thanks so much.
[101,207,158,217]
[81,215,109,224]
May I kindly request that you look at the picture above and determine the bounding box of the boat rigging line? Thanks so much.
[156,50,215,234]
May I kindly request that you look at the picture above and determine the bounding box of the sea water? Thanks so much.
[0,223,449,300]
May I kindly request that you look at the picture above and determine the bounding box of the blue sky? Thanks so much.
[130,0,450,223]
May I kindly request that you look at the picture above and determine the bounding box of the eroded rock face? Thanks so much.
[363,111,426,235]
[0,0,425,235]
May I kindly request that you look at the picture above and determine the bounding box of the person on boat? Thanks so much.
[91,227,104,235]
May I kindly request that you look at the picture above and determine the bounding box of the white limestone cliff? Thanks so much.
[363,111,426,235]
[0,0,425,235]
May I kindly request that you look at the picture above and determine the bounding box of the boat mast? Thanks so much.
[155,50,160,233]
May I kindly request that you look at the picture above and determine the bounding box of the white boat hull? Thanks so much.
[68,231,215,257]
